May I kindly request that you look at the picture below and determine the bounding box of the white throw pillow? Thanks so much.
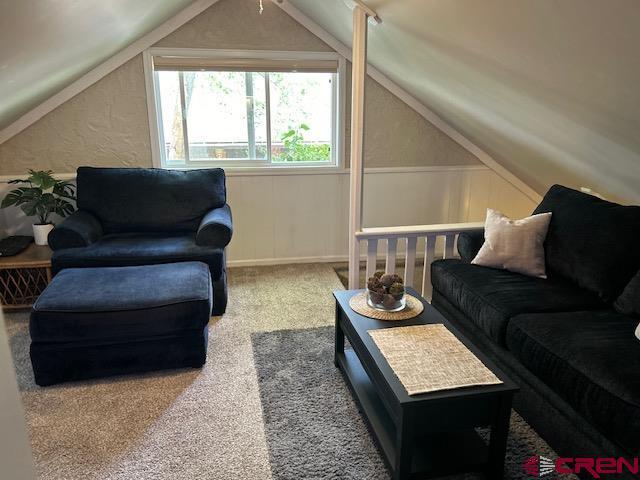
[472,208,552,278]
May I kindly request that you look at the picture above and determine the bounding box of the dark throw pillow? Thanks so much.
[614,270,640,318]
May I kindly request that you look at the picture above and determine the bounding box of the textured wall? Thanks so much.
[0,56,151,173]
[350,72,478,168]
[0,0,478,175]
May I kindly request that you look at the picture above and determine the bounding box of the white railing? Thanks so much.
[355,222,484,297]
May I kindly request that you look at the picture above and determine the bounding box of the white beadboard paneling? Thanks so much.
[0,166,536,265]
[225,175,276,262]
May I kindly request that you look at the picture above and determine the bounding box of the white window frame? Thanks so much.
[143,48,346,172]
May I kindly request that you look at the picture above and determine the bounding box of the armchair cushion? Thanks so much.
[76,167,227,234]
[48,211,103,250]
[196,204,233,248]
[51,233,225,279]
[457,229,485,262]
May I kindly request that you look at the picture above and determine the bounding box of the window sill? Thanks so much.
[162,164,346,176]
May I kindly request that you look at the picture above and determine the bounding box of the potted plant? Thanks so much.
[1,170,76,245]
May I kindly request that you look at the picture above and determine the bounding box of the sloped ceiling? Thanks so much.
[1,0,638,203]
[289,0,640,203]
[0,0,194,129]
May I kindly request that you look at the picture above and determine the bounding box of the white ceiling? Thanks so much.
[0,0,194,129]
[1,0,639,202]
[290,0,640,202]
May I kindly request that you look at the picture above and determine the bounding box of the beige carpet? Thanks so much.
[4,264,344,480]
[5,263,568,480]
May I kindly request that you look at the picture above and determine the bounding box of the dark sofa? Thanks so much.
[48,167,233,315]
[431,185,640,468]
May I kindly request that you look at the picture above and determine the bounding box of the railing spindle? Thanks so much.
[444,234,456,259]
[366,239,378,281]
[421,235,437,297]
[404,236,417,287]
[385,238,397,274]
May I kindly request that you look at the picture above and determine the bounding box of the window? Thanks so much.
[147,50,344,169]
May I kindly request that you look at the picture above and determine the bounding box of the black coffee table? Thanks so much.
[333,288,518,480]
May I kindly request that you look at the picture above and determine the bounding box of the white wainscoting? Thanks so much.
[0,166,538,266]
[225,165,537,266]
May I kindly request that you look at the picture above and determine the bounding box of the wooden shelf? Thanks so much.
[0,244,52,310]
[338,348,398,466]
[337,347,489,478]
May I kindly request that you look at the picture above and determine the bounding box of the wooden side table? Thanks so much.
[0,244,52,310]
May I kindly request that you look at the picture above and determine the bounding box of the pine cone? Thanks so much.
[382,294,397,309]
[367,277,383,291]
[380,274,395,288]
[389,282,405,300]
[369,291,384,304]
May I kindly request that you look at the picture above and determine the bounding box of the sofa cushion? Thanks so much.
[431,259,604,345]
[533,185,640,302]
[615,270,640,318]
[506,311,640,453]
[76,167,226,234]
[51,233,225,279]
[31,262,212,343]
[457,229,484,263]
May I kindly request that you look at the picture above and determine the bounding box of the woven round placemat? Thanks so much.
[348,292,424,321]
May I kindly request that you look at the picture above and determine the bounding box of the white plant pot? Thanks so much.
[33,223,54,246]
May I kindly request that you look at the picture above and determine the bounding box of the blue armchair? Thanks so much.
[48,167,233,315]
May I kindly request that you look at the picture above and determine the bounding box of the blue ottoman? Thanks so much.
[30,262,212,386]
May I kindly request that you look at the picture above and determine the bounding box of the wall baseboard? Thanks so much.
[227,250,443,269]
[228,255,348,268]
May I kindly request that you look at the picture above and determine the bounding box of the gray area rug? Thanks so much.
[252,326,574,480]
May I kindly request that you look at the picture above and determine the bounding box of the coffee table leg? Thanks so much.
[394,411,414,480]
[334,300,344,367]
[487,394,512,479]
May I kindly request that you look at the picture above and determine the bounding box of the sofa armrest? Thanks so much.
[457,228,485,262]
[48,211,103,250]
[196,204,233,248]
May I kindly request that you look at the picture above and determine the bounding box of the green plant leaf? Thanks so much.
[28,170,56,190]
[1,171,76,220]
[7,178,29,185]
[1,192,20,208]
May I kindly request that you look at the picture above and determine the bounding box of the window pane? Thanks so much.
[269,72,333,163]
[183,71,267,162]
[157,71,186,165]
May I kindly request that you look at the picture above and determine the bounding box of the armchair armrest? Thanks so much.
[196,204,233,248]
[48,211,103,250]
[457,228,485,262]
